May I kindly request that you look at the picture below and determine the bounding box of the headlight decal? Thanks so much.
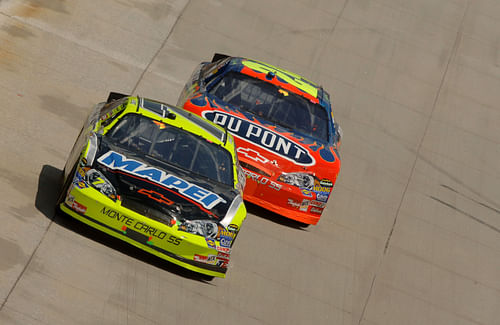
[178,219,219,239]
[84,169,118,201]
[277,172,315,190]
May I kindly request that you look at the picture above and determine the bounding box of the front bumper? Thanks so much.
[60,184,228,278]
[241,170,328,225]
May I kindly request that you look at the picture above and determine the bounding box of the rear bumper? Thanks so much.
[60,185,228,278]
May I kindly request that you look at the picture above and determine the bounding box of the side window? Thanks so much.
[200,62,217,79]
[202,58,230,86]
[235,154,246,193]
[99,97,128,128]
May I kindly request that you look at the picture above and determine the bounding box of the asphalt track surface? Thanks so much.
[0,0,499,324]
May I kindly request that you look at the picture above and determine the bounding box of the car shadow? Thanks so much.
[35,164,215,284]
[244,201,310,230]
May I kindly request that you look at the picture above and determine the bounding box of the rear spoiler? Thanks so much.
[211,53,230,63]
[106,92,129,103]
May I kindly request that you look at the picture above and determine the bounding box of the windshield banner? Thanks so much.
[98,151,226,209]
[202,111,315,166]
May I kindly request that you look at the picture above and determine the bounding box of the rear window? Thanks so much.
[208,72,329,142]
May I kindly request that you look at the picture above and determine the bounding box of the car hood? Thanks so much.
[188,94,339,169]
[93,140,239,224]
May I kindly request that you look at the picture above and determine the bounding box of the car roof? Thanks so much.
[224,57,328,106]
[121,97,231,148]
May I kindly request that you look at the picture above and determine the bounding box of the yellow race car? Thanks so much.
[57,93,247,278]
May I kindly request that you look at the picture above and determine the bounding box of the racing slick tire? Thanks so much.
[55,162,76,212]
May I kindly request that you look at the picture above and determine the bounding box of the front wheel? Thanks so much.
[55,162,77,210]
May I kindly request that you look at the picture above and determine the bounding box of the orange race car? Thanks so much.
[178,54,341,225]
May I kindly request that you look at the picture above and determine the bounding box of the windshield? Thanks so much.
[106,114,234,186]
[209,72,329,142]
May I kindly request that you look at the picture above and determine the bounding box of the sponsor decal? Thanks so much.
[242,169,282,191]
[65,193,75,206]
[219,229,236,239]
[237,147,269,164]
[202,111,315,166]
[205,238,216,249]
[80,157,88,167]
[64,192,82,212]
[310,207,323,214]
[316,192,329,202]
[216,259,229,268]
[216,255,230,268]
[314,179,332,194]
[314,187,331,194]
[301,189,313,197]
[310,200,326,208]
[219,235,232,248]
[216,250,230,268]
[77,166,86,178]
[73,170,88,189]
[313,179,331,204]
[98,151,225,209]
[71,200,87,214]
[300,199,310,212]
[287,198,300,208]
[216,245,231,253]
[320,179,333,187]
[227,224,239,232]
[194,254,217,265]
[217,251,230,260]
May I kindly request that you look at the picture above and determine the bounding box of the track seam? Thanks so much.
[356,1,470,324]
[127,2,192,323]
[0,0,192,313]
[0,213,56,311]
[130,1,191,95]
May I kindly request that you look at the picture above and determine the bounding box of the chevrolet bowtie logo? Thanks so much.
[137,188,174,206]
[237,147,269,164]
